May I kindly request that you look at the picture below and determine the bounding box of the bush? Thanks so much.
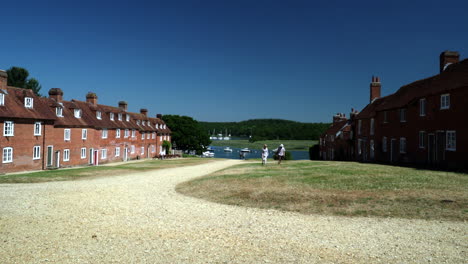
[273,151,292,160]
[309,145,320,160]
[182,153,197,158]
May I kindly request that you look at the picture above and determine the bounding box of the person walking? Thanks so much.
[261,144,269,165]
[277,144,286,164]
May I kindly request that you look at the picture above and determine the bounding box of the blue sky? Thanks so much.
[1,0,467,122]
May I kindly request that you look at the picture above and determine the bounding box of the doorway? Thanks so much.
[47,146,53,167]
[54,150,60,168]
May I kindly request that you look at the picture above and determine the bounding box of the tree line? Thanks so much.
[200,119,330,141]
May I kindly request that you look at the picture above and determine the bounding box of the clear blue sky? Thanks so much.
[1,0,467,123]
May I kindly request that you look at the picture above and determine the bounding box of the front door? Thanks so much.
[47,146,53,167]
[124,147,128,161]
[89,148,94,165]
[55,150,60,168]
[94,150,99,165]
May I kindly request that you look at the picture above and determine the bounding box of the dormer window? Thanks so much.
[24,97,33,108]
[110,113,114,121]
[137,120,140,125]
[96,111,102,120]
[156,124,159,129]
[126,114,130,122]
[143,121,146,126]
[0,93,4,106]
[118,113,122,121]
[56,107,63,117]
[74,109,82,118]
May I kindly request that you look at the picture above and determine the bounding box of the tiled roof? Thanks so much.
[0,87,56,120]
[323,120,348,136]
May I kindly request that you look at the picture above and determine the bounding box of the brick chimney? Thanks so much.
[0,70,7,90]
[118,101,128,111]
[440,51,460,73]
[48,88,63,102]
[333,113,346,124]
[140,108,148,117]
[86,92,98,105]
[156,114,162,119]
[370,76,381,103]
[349,108,358,121]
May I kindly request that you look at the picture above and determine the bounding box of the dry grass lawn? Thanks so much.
[177,160,468,221]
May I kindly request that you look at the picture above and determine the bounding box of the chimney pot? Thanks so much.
[118,101,128,111]
[0,70,7,90]
[48,88,64,102]
[370,75,381,103]
[440,50,460,73]
[140,108,148,117]
[156,114,162,119]
[86,92,98,106]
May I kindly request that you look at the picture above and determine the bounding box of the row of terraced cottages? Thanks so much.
[0,71,171,174]
[320,51,468,169]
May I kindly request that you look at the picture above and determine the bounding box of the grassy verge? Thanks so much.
[209,139,317,151]
[0,158,213,183]
[177,160,468,221]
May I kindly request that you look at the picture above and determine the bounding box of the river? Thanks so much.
[208,146,310,160]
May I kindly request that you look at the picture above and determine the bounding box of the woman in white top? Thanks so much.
[277,144,286,164]
[261,144,269,165]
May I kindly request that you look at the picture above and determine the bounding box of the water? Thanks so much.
[208,146,310,160]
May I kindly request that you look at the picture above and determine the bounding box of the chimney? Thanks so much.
[118,101,128,111]
[140,108,148,117]
[440,51,460,73]
[0,70,7,90]
[156,114,162,119]
[370,76,381,103]
[86,92,98,106]
[333,113,346,124]
[48,88,63,102]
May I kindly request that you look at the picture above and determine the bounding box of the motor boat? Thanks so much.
[240,148,251,153]
[206,146,215,152]
[202,151,215,157]
[223,147,233,152]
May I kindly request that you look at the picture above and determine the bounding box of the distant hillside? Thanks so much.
[200,119,330,140]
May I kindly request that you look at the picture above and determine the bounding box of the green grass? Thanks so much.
[0,158,212,183]
[209,139,317,151]
[177,160,468,221]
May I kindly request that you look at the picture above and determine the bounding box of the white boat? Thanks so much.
[206,146,215,152]
[223,147,233,152]
[240,148,251,153]
[202,151,215,157]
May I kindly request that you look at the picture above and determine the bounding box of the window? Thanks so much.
[96,111,102,120]
[399,138,406,154]
[131,129,136,138]
[118,113,122,121]
[131,145,135,154]
[74,109,82,118]
[116,128,121,138]
[419,131,426,149]
[33,146,40,160]
[358,139,362,155]
[110,113,114,121]
[4,121,14,136]
[152,132,155,139]
[63,149,70,161]
[56,107,63,117]
[64,129,71,141]
[81,148,86,159]
[34,122,41,136]
[399,108,406,122]
[102,128,108,139]
[3,147,13,163]
[141,146,144,155]
[446,131,456,151]
[124,129,129,138]
[358,120,362,135]
[143,121,146,126]
[156,124,159,129]
[82,129,87,140]
[137,120,140,125]
[147,133,150,139]
[382,137,387,153]
[0,93,4,105]
[441,94,450,110]
[141,132,145,140]
[383,111,388,123]
[115,147,120,157]
[24,97,33,108]
[370,118,375,136]
[101,149,107,159]
[419,98,426,116]
[370,140,375,159]
[126,114,130,122]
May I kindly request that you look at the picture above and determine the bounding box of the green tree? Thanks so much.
[6,66,42,96]
[162,115,211,155]
[162,140,172,153]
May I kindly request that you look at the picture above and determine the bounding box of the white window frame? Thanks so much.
[96,111,102,120]
[142,121,146,126]
[141,132,145,140]
[370,118,375,136]
[56,107,63,117]
[419,98,426,117]
[382,136,387,153]
[3,147,13,163]
[118,113,122,121]
[64,129,71,141]
[124,129,129,138]
[146,133,150,139]
[399,108,406,122]
[24,97,34,108]
[141,146,144,155]
[34,122,42,136]
[137,120,140,125]
[0,93,4,106]
[3,121,14,136]
[101,149,107,159]
[126,114,130,122]
[132,129,136,138]
[63,149,70,161]
[110,112,114,121]
[102,128,108,139]
[116,128,121,138]
[81,147,87,159]
[419,131,426,149]
[446,131,456,151]
[152,132,155,139]
[115,147,120,157]
[74,109,82,118]
[440,94,450,110]
[82,129,87,140]
[399,137,406,154]
[33,146,41,160]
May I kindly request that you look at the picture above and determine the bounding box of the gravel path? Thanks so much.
[0,160,466,263]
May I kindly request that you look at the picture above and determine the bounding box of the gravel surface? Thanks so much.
[0,159,466,263]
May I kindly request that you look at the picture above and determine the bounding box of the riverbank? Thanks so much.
[209,139,317,151]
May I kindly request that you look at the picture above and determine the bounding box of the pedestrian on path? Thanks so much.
[261,144,269,165]
[276,144,286,164]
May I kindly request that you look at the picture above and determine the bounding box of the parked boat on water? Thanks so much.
[240,148,251,153]
[202,151,215,157]
[223,147,233,152]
